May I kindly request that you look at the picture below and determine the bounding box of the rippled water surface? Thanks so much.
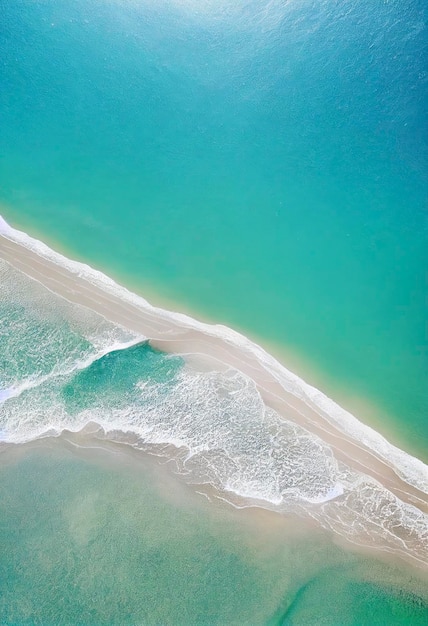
[1,0,427,454]
[1,1,427,623]
[1,441,427,625]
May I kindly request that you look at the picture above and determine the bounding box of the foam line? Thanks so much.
[0,337,146,405]
[0,389,14,403]
[0,215,13,236]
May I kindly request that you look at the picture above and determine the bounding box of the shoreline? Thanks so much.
[1,431,428,583]
[1,209,419,460]
[0,209,415,459]
[1,219,427,568]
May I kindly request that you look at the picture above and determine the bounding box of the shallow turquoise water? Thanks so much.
[0,442,426,626]
[1,0,427,457]
[1,0,427,455]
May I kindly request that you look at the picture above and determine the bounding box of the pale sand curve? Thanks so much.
[1,223,427,567]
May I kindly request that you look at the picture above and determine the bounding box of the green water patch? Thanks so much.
[0,443,317,625]
[0,441,426,625]
[278,566,428,626]
[62,342,183,414]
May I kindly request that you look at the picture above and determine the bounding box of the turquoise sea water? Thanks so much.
[1,441,427,626]
[1,0,427,457]
[1,1,428,624]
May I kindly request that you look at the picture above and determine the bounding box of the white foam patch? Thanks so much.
[306,482,344,504]
[1,358,426,565]
[1,360,340,505]
[0,389,14,403]
[0,215,13,235]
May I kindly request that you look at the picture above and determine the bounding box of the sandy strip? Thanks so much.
[1,231,427,516]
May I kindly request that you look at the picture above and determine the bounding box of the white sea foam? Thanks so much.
[1,349,426,565]
[0,337,145,406]
[1,215,426,497]
[0,215,13,236]
[0,389,14,403]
